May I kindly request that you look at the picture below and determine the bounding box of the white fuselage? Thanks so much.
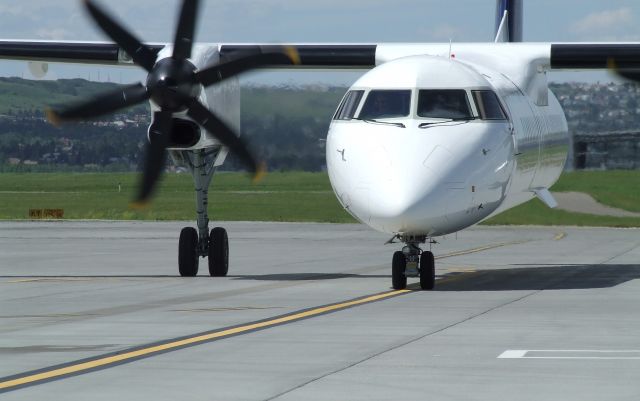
[326,53,568,237]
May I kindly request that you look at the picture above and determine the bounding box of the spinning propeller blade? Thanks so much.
[49,0,295,205]
[608,57,640,83]
[187,100,266,181]
[84,0,158,71]
[47,83,149,125]
[173,0,199,60]
[133,111,173,206]
[196,48,301,86]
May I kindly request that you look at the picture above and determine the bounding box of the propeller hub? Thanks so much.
[146,58,201,111]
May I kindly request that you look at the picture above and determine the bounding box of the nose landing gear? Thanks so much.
[391,235,435,290]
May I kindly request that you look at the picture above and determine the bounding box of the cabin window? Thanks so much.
[334,90,364,120]
[359,90,412,119]
[417,90,472,119]
[472,90,507,120]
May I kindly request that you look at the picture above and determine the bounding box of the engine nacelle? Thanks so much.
[147,118,201,149]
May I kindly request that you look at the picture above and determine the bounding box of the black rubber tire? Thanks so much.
[420,251,435,290]
[178,227,199,277]
[208,227,229,277]
[392,251,407,290]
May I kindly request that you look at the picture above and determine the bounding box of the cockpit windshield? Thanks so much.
[417,90,472,120]
[359,90,411,120]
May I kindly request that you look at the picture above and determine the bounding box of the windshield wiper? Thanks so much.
[419,117,477,129]
[355,118,406,128]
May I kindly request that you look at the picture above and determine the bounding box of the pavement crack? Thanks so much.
[263,290,541,401]
[599,241,640,264]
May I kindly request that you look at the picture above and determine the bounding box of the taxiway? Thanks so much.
[1,221,639,400]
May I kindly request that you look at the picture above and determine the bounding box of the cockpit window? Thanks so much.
[359,90,411,119]
[472,90,507,120]
[334,90,364,120]
[417,90,472,119]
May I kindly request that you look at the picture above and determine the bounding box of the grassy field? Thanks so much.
[0,172,353,222]
[0,171,638,227]
[485,170,640,228]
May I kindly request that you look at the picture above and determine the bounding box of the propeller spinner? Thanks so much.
[47,0,300,205]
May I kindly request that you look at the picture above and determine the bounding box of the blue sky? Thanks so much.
[0,0,638,84]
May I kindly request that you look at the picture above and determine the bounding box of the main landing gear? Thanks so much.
[391,235,435,291]
[178,226,228,277]
[174,148,229,277]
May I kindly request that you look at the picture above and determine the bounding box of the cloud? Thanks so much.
[35,28,73,40]
[571,7,633,35]
[414,23,465,42]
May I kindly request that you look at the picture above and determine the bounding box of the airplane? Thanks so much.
[0,0,637,290]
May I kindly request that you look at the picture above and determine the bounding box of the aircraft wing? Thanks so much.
[2,40,640,71]
[0,40,149,65]
[0,40,377,69]
[550,43,640,71]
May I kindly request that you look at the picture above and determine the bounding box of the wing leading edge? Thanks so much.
[0,41,377,69]
[0,40,640,70]
[550,44,640,70]
[2,40,640,78]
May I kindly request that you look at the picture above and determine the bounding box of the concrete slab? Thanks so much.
[0,222,639,400]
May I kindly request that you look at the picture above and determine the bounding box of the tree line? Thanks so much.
[2,78,640,172]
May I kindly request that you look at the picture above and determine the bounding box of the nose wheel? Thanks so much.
[392,251,407,289]
[420,251,435,290]
[391,236,435,290]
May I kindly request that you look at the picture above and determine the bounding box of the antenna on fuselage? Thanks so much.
[448,39,453,59]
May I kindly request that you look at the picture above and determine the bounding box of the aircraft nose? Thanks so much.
[367,153,455,234]
[328,122,512,236]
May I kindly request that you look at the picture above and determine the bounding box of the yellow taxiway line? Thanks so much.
[0,239,528,393]
[0,289,410,392]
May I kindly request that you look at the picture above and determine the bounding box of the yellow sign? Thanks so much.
[28,209,64,219]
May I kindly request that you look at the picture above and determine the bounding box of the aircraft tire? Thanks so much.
[179,227,199,277]
[392,251,407,290]
[420,251,435,290]
[208,227,229,277]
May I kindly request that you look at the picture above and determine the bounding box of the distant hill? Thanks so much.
[1,77,640,172]
[0,77,149,116]
[0,78,347,172]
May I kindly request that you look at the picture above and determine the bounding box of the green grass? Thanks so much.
[483,197,640,227]
[0,170,638,227]
[483,170,640,227]
[551,170,640,212]
[0,172,354,222]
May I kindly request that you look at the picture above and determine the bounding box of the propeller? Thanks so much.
[608,57,640,83]
[47,0,300,206]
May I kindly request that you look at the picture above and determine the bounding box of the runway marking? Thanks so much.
[0,239,526,393]
[498,350,640,360]
[0,289,410,393]
[436,240,528,260]
[445,267,477,273]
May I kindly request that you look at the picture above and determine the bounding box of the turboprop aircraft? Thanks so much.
[0,0,637,290]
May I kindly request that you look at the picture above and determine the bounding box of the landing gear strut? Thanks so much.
[391,235,435,291]
[175,148,230,277]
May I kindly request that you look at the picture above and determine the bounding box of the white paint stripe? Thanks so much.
[499,350,640,359]
[515,357,640,360]
[498,350,528,359]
